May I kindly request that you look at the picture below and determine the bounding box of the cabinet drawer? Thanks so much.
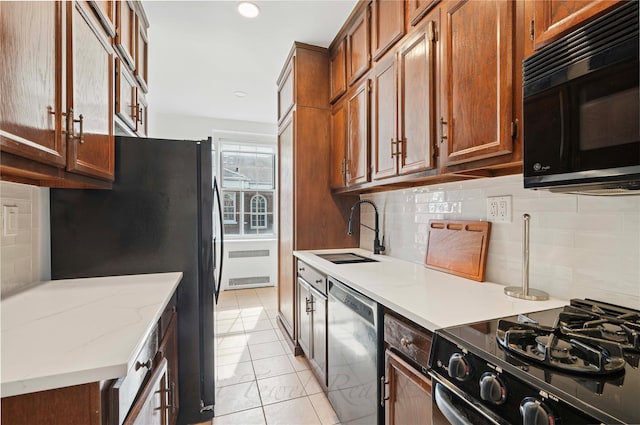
[384,313,431,370]
[110,323,159,425]
[297,260,326,294]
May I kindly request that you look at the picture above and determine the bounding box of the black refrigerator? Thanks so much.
[49,136,224,425]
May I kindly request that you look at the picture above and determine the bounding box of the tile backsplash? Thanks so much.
[0,182,50,297]
[360,174,640,309]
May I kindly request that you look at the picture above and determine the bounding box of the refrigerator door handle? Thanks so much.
[213,178,224,304]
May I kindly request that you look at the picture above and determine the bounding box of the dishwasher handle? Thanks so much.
[328,278,377,327]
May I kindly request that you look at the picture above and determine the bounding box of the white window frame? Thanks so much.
[212,130,277,240]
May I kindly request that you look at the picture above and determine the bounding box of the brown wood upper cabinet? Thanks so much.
[89,0,116,37]
[347,78,371,185]
[330,98,348,188]
[135,11,149,92]
[372,20,437,181]
[347,4,371,86]
[441,0,515,168]
[372,0,405,61]
[531,0,623,50]
[0,1,115,187]
[330,38,347,103]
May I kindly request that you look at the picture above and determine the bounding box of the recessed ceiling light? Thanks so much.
[237,2,260,18]
[234,91,247,98]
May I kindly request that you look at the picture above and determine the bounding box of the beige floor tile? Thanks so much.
[257,372,306,405]
[242,311,271,323]
[214,381,261,416]
[216,334,249,350]
[252,355,295,379]
[237,298,263,307]
[297,369,323,395]
[217,309,243,320]
[242,314,272,330]
[216,360,255,388]
[212,407,265,425]
[263,397,322,425]
[246,329,279,346]
[265,308,279,319]
[273,327,286,341]
[243,319,274,333]
[249,340,286,360]
[288,353,311,372]
[279,339,295,355]
[309,393,340,425]
[217,345,251,366]
[216,318,244,334]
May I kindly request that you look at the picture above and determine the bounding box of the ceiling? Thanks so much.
[144,1,358,125]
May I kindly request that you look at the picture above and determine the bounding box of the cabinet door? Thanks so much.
[310,288,327,385]
[442,0,514,167]
[124,358,169,425]
[407,0,439,27]
[135,14,149,92]
[159,312,179,425]
[297,278,312,356]
[116,58,137,131]
[277,114,295,340]
[384,350,432,425]
[66,1,115,181]
[347,5,371,86]
[0,1,65,168]
[347,79,370,186]
[115,0,136,69]
[277,59,295,124]
[330,39,347,102]
[330,99,347,188]
[372,56,398,180]
[398,23,436,176]
[372,0,405,61]
[533,0,622,50]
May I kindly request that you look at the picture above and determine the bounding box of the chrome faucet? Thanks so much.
[347,200,385,254]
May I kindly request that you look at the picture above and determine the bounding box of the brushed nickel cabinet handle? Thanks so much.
[135,359,152,370]
[401,337,413,347]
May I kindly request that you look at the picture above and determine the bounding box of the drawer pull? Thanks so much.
[299,267,306,272]
[401,337,413,348]
[135,359,152,370]
[315,279,323,284]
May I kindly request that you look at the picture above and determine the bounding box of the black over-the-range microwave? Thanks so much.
[523,1,639,195]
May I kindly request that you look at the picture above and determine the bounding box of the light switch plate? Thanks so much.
[487,196,512,223]
[3,205,19,236]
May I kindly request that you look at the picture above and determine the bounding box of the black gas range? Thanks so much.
[428,299,640,425]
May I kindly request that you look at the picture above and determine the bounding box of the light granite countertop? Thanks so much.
[294,249,567,331]
[1,272,182,398]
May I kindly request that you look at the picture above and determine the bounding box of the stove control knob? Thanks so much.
[520,397,556,425]
[479,373,506,405]
[447,353,470,381]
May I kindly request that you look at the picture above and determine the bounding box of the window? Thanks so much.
[223,192,237,224]
[214,141,276,238]
[250,194,267,229]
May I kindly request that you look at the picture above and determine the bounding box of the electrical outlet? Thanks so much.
[486,196,512,223]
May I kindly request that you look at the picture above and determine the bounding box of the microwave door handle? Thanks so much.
[434,383,475,425]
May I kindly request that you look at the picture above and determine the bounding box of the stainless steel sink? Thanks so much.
[316,253,378,264]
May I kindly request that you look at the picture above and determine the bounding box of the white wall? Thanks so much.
[0,182,50,297]
[149,111,277,140]
[360,174,640,309]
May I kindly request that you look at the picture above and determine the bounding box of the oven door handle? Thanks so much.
[434,383,475,425]
[430,372,508,425]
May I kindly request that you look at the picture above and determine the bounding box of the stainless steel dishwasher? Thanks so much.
[328,277,383,425]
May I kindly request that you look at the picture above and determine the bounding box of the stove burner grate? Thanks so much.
[496,320,627,375]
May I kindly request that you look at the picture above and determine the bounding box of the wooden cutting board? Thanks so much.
[425,220,491,281]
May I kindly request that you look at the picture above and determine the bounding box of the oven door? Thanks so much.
[430,373,509,425]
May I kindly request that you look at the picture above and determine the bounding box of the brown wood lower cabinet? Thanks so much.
[124,358,169,425]
[385,350,433,425]
[383,311,433,425]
